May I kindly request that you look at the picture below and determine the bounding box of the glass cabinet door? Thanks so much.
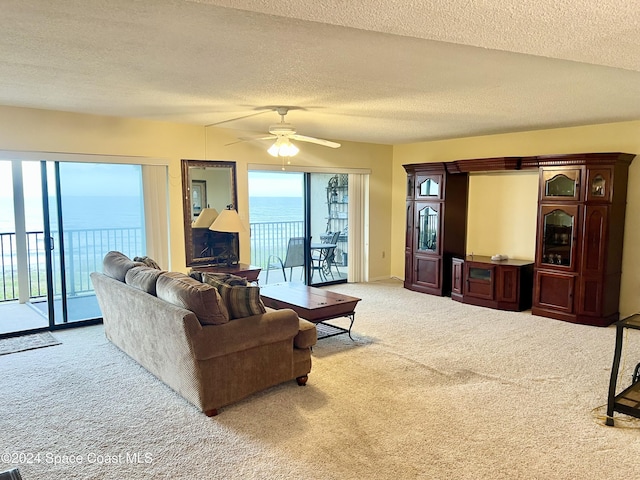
[416,203,439,253]
[415,174,442,199]
[540,168,582,201]
[540,205,578,269]
[586,167,612,202]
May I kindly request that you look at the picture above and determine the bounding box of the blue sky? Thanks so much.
[248,171,303,197]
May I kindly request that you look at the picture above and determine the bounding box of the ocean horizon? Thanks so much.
[1,195,304,234]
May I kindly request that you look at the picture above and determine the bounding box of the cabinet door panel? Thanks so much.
[540,167,582,202]
[497,266,519,303]
[405,202,413,250]
[586,167,613,203]
[415,256,440,289]
[414,202,441,254]
[577,276,602,317]
[415,174,443,199]
[451,258,464,295]
[534,271,575,313]
[404,251,413,287]
[581,205,608,275]
[465,264,494,300]
[537,204,580,271]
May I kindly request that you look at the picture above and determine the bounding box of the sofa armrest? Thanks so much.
[189,308,300,360]
[294,319,317,349]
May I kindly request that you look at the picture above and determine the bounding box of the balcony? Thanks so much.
[1,219,344,304]
[1,228,143,303]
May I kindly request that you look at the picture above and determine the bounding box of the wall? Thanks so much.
[0,106,393,279]
[392,120,640,317]
[467,171,538,260]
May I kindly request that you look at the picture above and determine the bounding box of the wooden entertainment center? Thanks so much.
[404,152,635,326]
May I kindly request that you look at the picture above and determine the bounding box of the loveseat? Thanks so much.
[90,251,316,416]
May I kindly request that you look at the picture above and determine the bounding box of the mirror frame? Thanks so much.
[181,159,238,266]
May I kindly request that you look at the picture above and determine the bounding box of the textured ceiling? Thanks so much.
[1,0,639,145]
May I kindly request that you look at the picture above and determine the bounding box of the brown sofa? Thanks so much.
[90,251,316,416]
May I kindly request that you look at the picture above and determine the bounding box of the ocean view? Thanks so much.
[2,196,302,233]
[249,196,304,223]
[0,195,144,233]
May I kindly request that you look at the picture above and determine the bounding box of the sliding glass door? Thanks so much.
[0,160,147,335]
[42,161,146,325]
[248,170,349,286]
[249,172,306,284]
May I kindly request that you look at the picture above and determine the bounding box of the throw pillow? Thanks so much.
[156,272,229,325]
[201,272,248,287]
[103,251,145,282]
[204,276,266,320]
[134,255,161,270]
[125,266,165,295]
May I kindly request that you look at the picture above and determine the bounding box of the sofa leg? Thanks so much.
[296,375,308,386]
[204,408,219,417]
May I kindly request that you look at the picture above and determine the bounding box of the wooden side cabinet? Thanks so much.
[532,153,634,326]
[452,256,533,311]
[403,163,468,296]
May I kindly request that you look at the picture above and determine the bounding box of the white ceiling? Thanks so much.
[2,0,640,145]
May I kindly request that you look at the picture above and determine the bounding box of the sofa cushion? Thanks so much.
[157,272,229,325]
[204,275,266,320]
[125,266,165,295]
[103,251,145,282]
[133,255,162,270]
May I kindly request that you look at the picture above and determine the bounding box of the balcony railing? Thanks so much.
[1,220,320,302]
[249,221,304,269]
[0,228,143,302]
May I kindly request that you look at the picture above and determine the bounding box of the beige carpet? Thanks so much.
[2,279,640,479]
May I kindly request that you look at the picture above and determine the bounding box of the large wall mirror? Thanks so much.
[181,159,238,266]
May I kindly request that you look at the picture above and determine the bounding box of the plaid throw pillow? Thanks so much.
[203,275,266,319]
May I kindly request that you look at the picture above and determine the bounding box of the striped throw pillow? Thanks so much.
[204,276,266,319]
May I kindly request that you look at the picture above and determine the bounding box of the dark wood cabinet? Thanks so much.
[403,164,468,296]
[452,256,533,311]
[532,153,634,326]
[451,257,464,300]
[404,153,634,326]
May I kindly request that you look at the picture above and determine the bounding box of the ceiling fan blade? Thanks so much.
[206,110,271,127]
[224,135,276,146]
[290,134,341,148]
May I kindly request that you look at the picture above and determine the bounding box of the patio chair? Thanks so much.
[311,231,341,281]
[266,237,306,283]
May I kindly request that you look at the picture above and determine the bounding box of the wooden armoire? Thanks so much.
[403,163,468,296]
[531,153,634,326]
[403,153,634,326]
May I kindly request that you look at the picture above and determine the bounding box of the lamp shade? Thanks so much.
[192,208,219,228]
[209,208,245,233]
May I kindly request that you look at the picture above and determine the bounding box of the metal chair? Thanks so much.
[311,231,341,281]
[266,237,305,283]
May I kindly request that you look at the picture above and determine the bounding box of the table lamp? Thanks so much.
[209,205,245,266]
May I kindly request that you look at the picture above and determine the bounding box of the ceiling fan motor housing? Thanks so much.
[269,123,296,136]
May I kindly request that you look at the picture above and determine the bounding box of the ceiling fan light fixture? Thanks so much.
[268,137,299,157]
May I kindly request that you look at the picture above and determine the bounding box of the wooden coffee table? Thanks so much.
[260,283,361,340]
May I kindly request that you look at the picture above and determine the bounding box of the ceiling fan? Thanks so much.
[226,107,341,157]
